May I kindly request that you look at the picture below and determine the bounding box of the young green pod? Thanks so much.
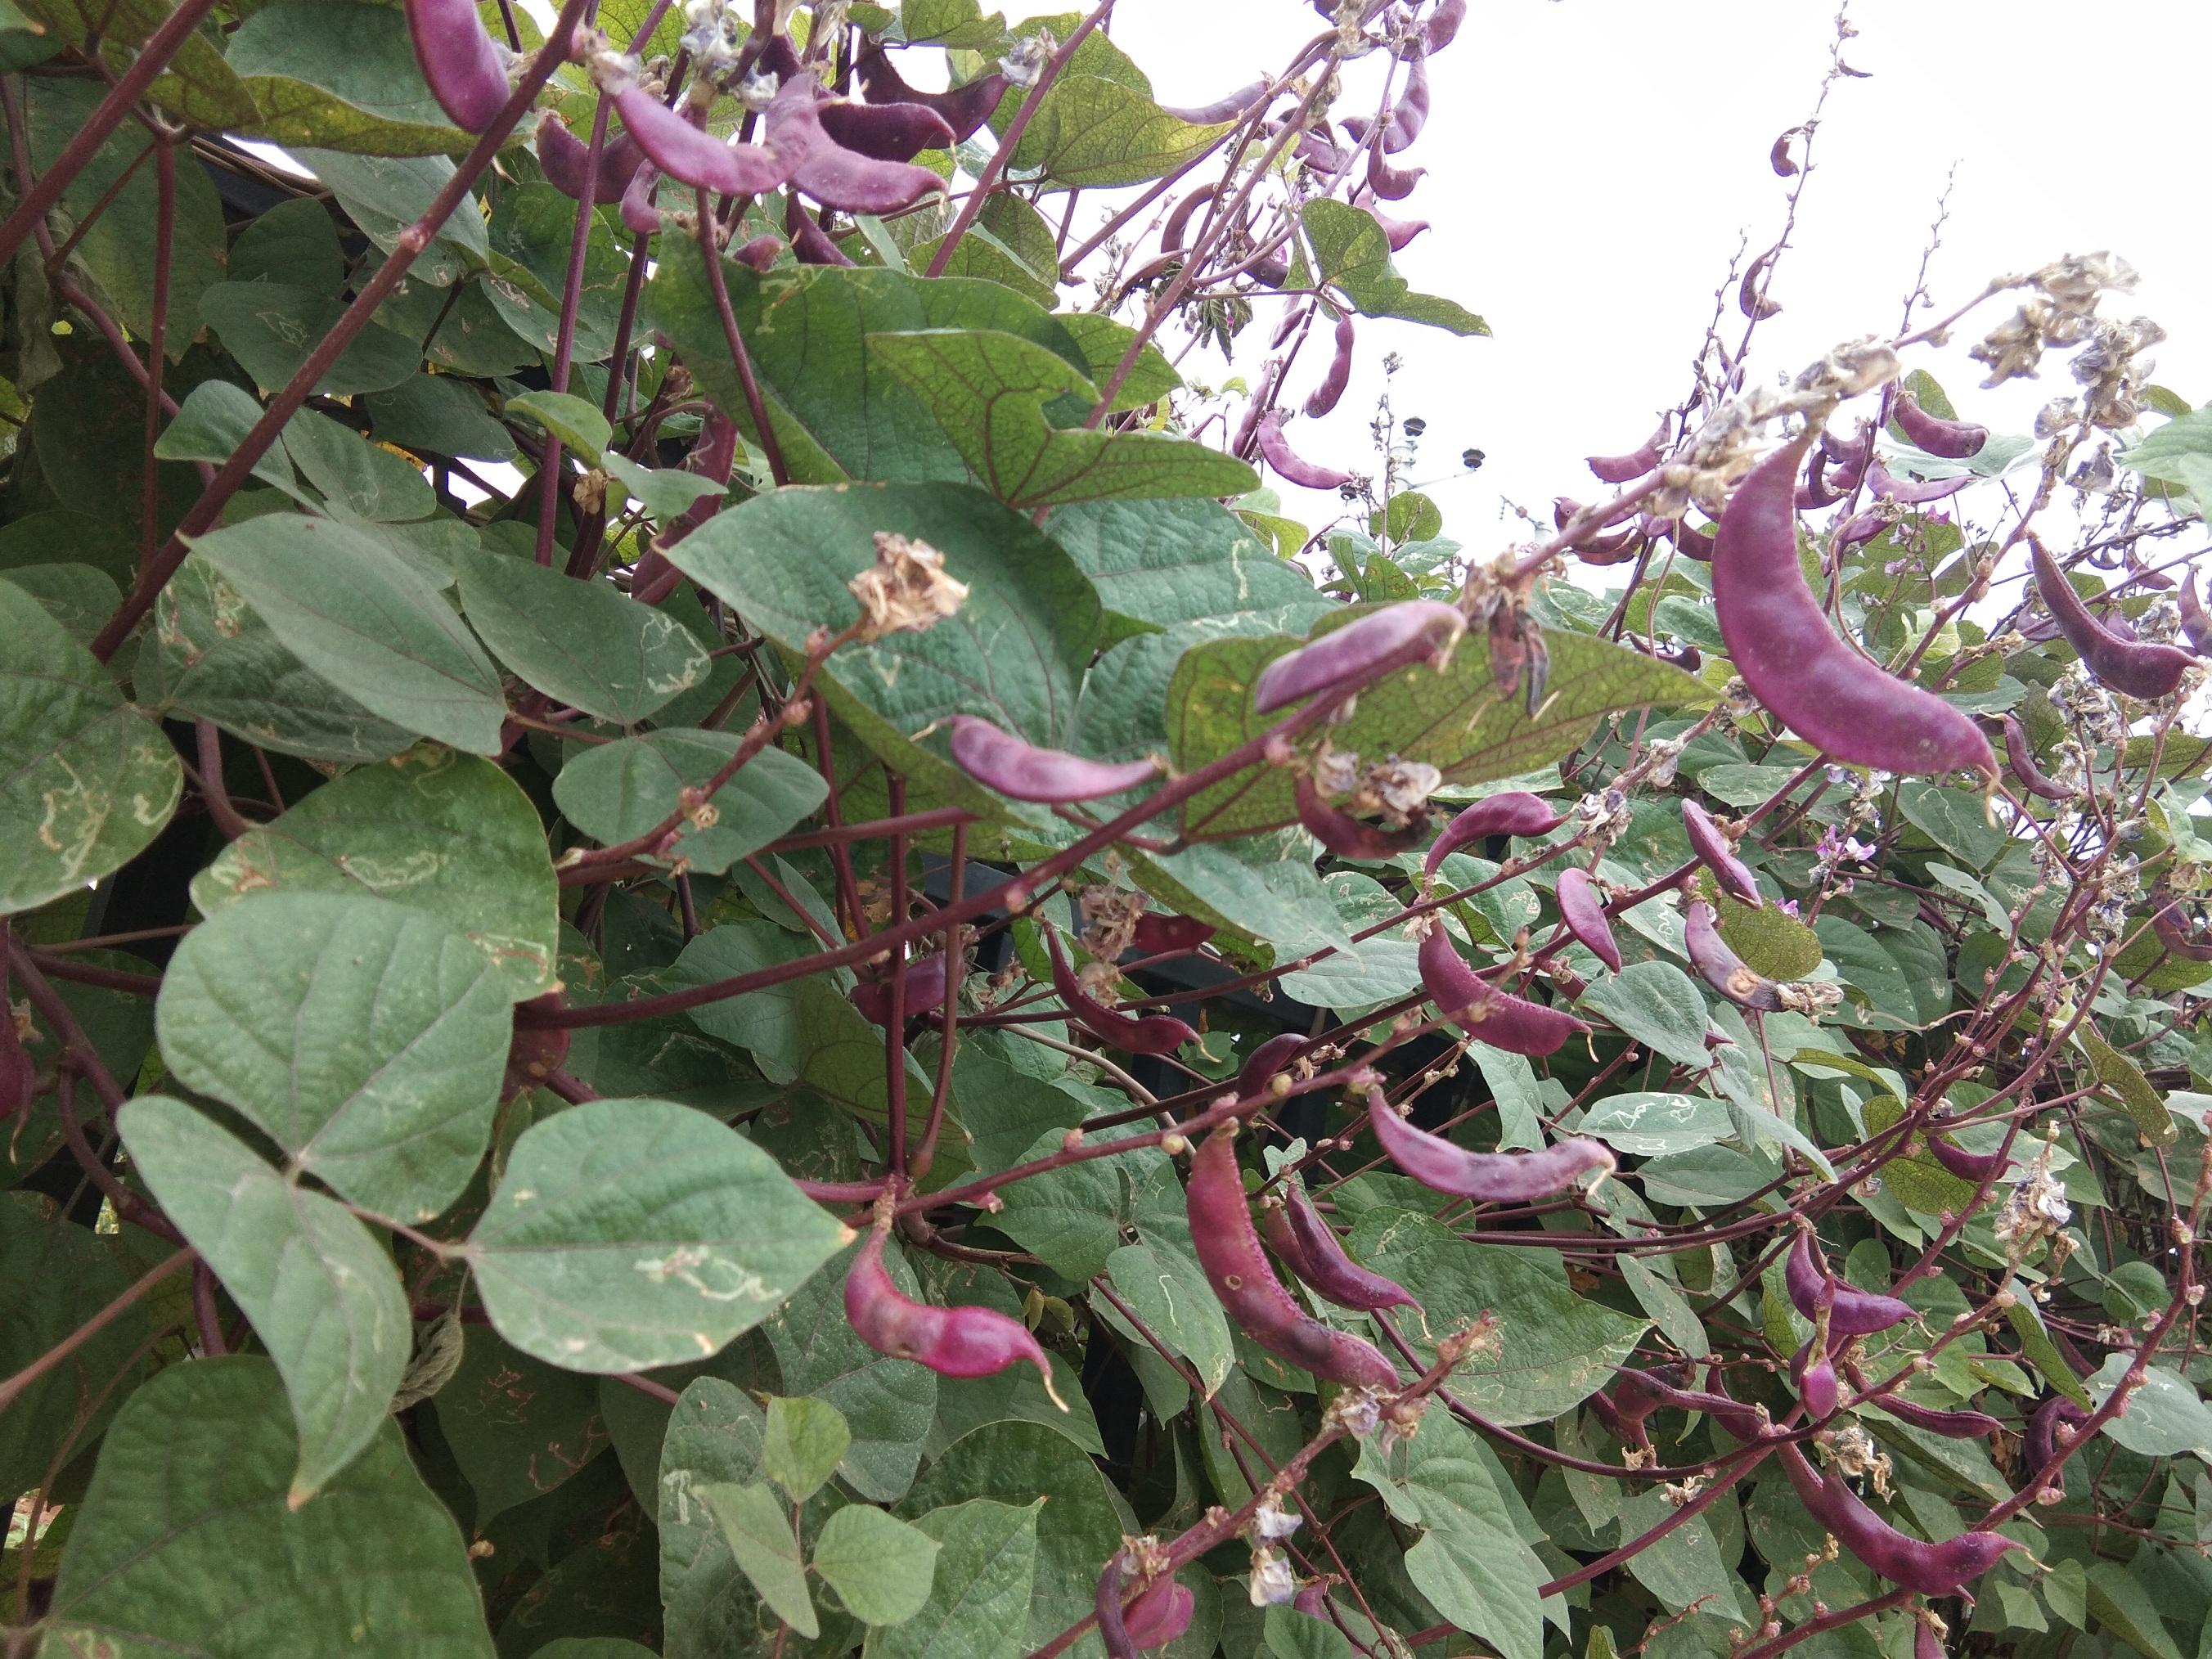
[406,0,512,133]
[1554,868,1621,971]
[2024,1396,2088,1502]
[2030,533,2194,699]
[1891,389,1988,461]
[1253,600,1466,714]
[1683,899,1791,1012]
[1681,800,1762,907]
[1305,313,1356,418]
[537,112,646,204]
[1131,913,1216,959]
[949,716,1160,803]
[1256,413,1354,491]
[1186,1125,1402,1391]
[1423,791,1565,876]
[1996,711,2070,801]
[2180,570,2212,655]
[1711,438,1997,780]
[1266,1180,1422,1315]
[847,1217,1067,1405]
[1418,926,1590,1056]
[1785,1227,1913,1337]
[854,43,1008,142]
[1293,773,1427,861]
[1368,1086,1613,1202]
[816,98,955,161]
[614,83,789,196]
[1045,928,1200,1056]
[1776,1443,2024,1595]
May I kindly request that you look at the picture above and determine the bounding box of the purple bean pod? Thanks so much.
[1800,436,1842,509]
[771,80,949,214]
[1785,1227,1913,1337]
[2023,1396,2089,1503]
[1610,1367,1769,1439]
[1858,1378,2003,1440]
[1293,773,1428,861]
[2181,569,2212,655]
[1776,1443,2024,1595]
[1832,510,1886,551]
[1891,389,1989,460]
[1236,1032,1307,1100]
[2030,533,2195,699]
[1423,791,1565,876]
[1864,458,1973,506]
[1683,899,1792,1012]
[1121,1574,1194,1652]
[854,43,1009,142]
[1670,518,1715,562]
[1369,1085,1614,1201]
[1158,182,1220,254]
[1587,425,1664,485]
[1418,926,1590,1056]
[1292,1580,1333,1620]
[786,201,856,266]
[1365,141,1424,200]
[2151,898,2212,962]
[1554,867,1621,971]
[948,716,1160,803]
[847,1216,1067,1404]
[1792,1336,1841,1419]
[1353,191,1429,250]
[1272,1180,1422,1315]
[1130,913,1216,960]
[1095,1555,1140,1659]
[1253,600,1466,714]
[1423,0,1467,51]
[1995,711,2070,802]
[1255,412,1354,490]
[537,112,646,203]
[1160,80,1269,125]
[1378,49,1429,152]
[851,951,950,1027]
[1915,1620,1944,1659]
[730,232,785,272]
[816,98,955,161]
[405,0,512,133]
[1304,313,1356,418]
[1294,130,1345,172]
[1711,437,1997,780]
[619,161,662,237]
[1921,1112,2013,1184]
[612,83,789,196]
[1187,1125,1403,1391]
[1680,799,1762,907]
[1045,928,1200,1056]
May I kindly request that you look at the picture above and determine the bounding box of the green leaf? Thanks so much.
[187,515,508,754]
[1106,1238,1236,1398]
[118,1095,411,1502]
[44,1357,492,1659]
[281,409,437,522]
[296,148,488,276]
[1576,1092,1734,1157]
[699,1481,820,1638]
[1895,780,2005,869]
[433,1330,609,1526]
[814,1505,941,1625]
[2085,1560,2186,1659]
[1580,962,1713,1069]
[199,281,423,398]
[155,380,302,496]
[2085,1358,2212,1459]
[864,1500,1040,1659]
[2077,1025,2178,1148]
[1347,1207,1648,1425]
[482,185,631,361]
[601,452,727,524]
[363,373,519,462]
[154,890,511,1222]
[901,0,1008,47]
[191,744,560,998]
[1042,497,1328,644]
[665,481,1100,807]
[870,330,1257,509]
[466,1097,849,1372]
[1010,75,1228,188]
[0,577,182,915]
[507,389,615,459]
[2120,402,2212,484]
[1167,621,1706,838]
[1302,200,1488,336]
[14,0,258,128]
[1712,895,1824,982]
[1262,1606,1356,1659]
[764,1396,852,1503]
[554,731,828,874]
[227,0,470,156]
[455,547,712,725]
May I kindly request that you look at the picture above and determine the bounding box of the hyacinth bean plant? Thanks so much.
[2,2,2212,1658]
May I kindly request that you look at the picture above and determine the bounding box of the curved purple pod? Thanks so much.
[1670,518,1714,561]
[1365,141,1424,201]
[1784,1228,1913,1337]
[1587,426,1662,485]
[1253,600,1465,714]
[1122,1574,1194,1652]
[406,0,510,133]
[2181,570,2212,655]
[1610,1367,1767,1439]
[1293,774,1427,861]
[949,716,1159,803]
[816,98,955,161]
[1792,1337,1840,1418]
[2031,534,2195,699]
[771,83,949,214]
[1304,312,1355,419]
[619,161,661,237]
[2151,899,2212,962]
[1922,1113,2012,1184]
[1712,438,1997,780]
[1554,867,1621,971]
[1423,791,1566,876]
[731,232,785,272]
[1356,195,1428,250]
[1682,799,1762,908]
[2024,1396,2088,1501]
[1799,435,1843,508]
[537,112,646,204]
[1187,1126,1403,1391]
[1684,899,1790,1012]
[1378,49,1430,152]
[854,43,1009,142]
[1158,182,1220,254]
[1255,413,1353,490]
[1997,711,2070,801]
[1292,1580,1333,1620]
[1864,1387,2003,1440]
[614,84,788,197]
[1864,459,1973,507]
[1095,1557,1140,1659]
[1832,510,1887,551]
[1776,1443,2023,1595]
[1160,80,1269,125]
[1891,389,1988,461]
[1274,1180,1421,1315]
[1418,927,1590,1056]
[847,1221,1066,1403]
[786,202,857,266]
[1369,1086,1614,1201]
[1423,0,1467,51]
[1130,913,1216,960]
[851,952,950,1027]
[1237,1032,1307,1099]
[1045,929,1199,1056]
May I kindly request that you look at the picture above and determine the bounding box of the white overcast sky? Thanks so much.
[1014,0,2212,543]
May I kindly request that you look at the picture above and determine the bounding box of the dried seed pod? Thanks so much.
[614,83,789,196]
[1996,712,2070,801]
[1237,1032,1307,1099]
[1554,867,1621,971]
[1712,438,1996,780]
[1891,389,1988,460]
[1253,600,1466,714]
[1304,313,1356,418]
[1255,413,1354,490]
[1587,424,1664,485]
[1423,791,1565,876]
[406,0,512,133]
[537,112,647,204]
[1368,1086,1612,1202]
[1130,914,1216,959]
[1293,773,1427,861]
[1161,80,1269,124]
[1263,1181,1421,1315]
[2181,570,2212,655]
[2031,533,2195,699]
[815,98,955,161]
[1776,1443,2024,1595]
[1186,1125,1402,1391]
[2023,1396,2088,1502]
[1680,799,1762,907]
[1784,1226,1913,1337]
[847,1215,1066,1405]
[948,716,1160,803]
[853,43,1009,141]
[1045,928,1200,1056]
[1418,926,1589,1056]
[850,952,950,1027]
